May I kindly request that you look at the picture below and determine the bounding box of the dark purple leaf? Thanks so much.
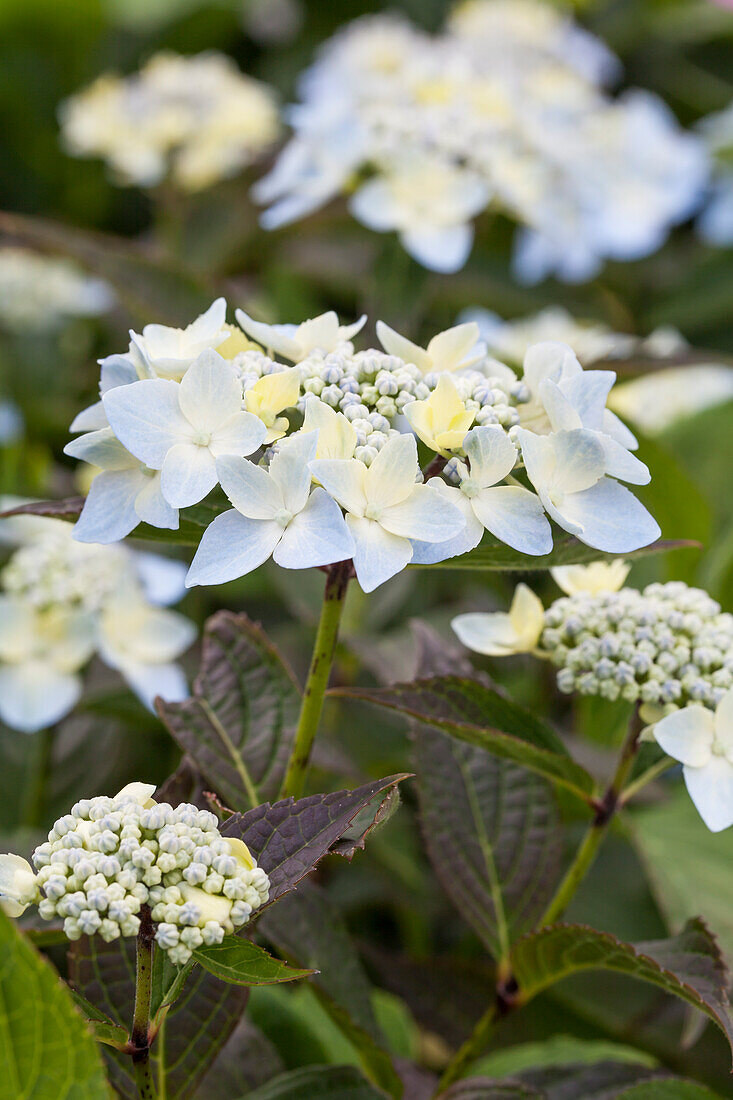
[158,612,301,808]
[222,774,409,906]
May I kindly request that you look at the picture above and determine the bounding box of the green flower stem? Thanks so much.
[130,906,157,1100]
[619,755,675,805]
[436,1002,500,1092]
[22,725,55,829]
[539,711,643,928]
[279,561,352,800]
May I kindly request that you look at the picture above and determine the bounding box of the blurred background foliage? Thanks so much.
[2,0,733,1094]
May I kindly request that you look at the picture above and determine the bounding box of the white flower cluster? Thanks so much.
[453,566,732,715]
[60,51,280,191]
[0,513,195,733]
[453,566,733,832]
[0,784,270,965]
[255,1,707,282]
[697,100,733,246]
[465,305,733,435]
[542,582,732,712]
[64,299,660,594]
[0,247,113,333]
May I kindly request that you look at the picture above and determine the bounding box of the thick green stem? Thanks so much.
[130,907,157,1100]
[539,711,642,927]
[23,726,55,829]
[279,562,352,800]
[436,1003,499,1092]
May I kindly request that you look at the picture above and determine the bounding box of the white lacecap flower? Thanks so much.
[186,432,354,586]
[60,53,280,191]
[452,583,545,657]
[653,689,733,832]
[0,517,196,730]
[0,784,270,965]
[236,310,367,363]
[310,433,465,592]
[255,7,708,279]
[551,560,630,596]
[0,247,113,332]
[377,320,487,376]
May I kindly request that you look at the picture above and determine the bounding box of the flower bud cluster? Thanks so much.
[541,581,733,710]
[30,790,269,966]
[2,530,132,613]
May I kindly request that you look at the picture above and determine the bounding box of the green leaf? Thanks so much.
[308,994,403,1099]
[0,209,213,326]
[334,677,595,802]
[193,937,314,986]
[157,612,301,809]
[471,1036,657,1077]
[239,1065,387,1100]
[259,883,382,1041]
[615,1082,724,1099]
[440,1082,537,1099]
[515,1061,671,1098]
[415,718,563,958]
[508,919,733,1061]
[631,787,733,966]
[70,991,129,1050]
[69,935,247,1099]
[410,533,696,571]
[0,910,111,1098]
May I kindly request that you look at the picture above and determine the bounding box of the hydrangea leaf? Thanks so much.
[238,1065,387,1099]
[157,611,301,808]
[332,677,595,801]
[439,1083,539,1099]
[69,934,247,1099]
[221,774,410,906]
[0,911,111,1099]
[193,937,314,985]
[508,919,733,1062]
[410,534,697,571]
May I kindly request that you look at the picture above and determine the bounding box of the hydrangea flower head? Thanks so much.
[0,784,270,964]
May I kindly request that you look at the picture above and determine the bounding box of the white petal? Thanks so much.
[603,408,638,450]
[451,612,520,656]
[401,223,474,273]
[560,371,616,431]
[349,179,400,231]
[508,583,546,645]
[715,689,733,758]
[599,436,650,485]
[471,486,553,555]
[557,479,660,552]
[134,473,179,530]
[103,379,191,467]
[551,430,606,494]
[234,311,301,360]
[410,483,482,564]
[683,756,733,832]
[364,434,419,510]
[186,510,281,586]
[217,456,280,520]
[0,662,81,733]
[347,515,412,593]
[103,606,196,665]
[523,342,582,394]
[134,553,188,606]
[0,597,35,661]
[99,354,138,392]
[516,429,557,490]
[538,380,582,433]
[178,350,243,432]
[375,321,430,373]
[161,443,217,508]
[209,412,266,459]
[273,488,354,569]
[118,661,190,711]
[308,458,367,516]
[73,470,142,543]
[0,854,37,916]
[70,401,107,432]
[268,432,317,515]
[654,705,715,766]
[64,428,134,471]
[380,483,465,542]
[114,782,157,805]
[462,426,518,488]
